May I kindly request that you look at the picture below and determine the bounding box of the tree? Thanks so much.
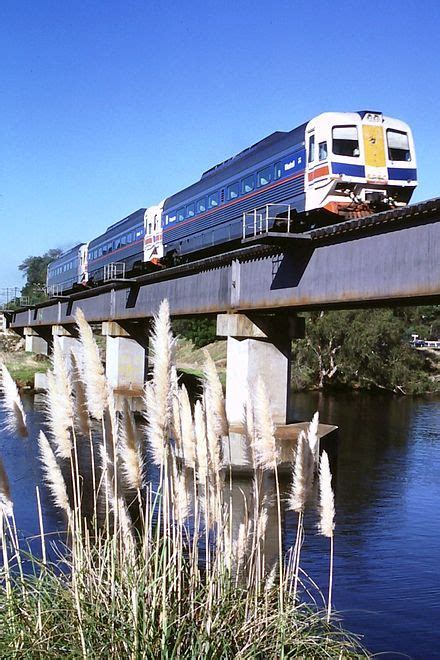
[19,248,63,303]
[291,307,439,395]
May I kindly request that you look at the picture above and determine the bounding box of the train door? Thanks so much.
[79,244,88,283]
[144,203,164,264]
[362,119,387,185]
[305,127,331,210]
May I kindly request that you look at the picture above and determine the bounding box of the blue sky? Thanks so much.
[1,0,439,288]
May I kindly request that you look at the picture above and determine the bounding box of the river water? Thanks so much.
[1,391,439,658]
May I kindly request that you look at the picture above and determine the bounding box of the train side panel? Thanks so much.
[162,126,307,258]
[87,208,146,282]
[46,243,86,295]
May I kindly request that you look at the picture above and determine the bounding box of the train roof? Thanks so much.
[47,243,86,267]
[88,208,146,247]
[164,122,307,209]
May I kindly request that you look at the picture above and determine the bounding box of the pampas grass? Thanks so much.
[179,384,196,468]
[0,362,27,437]
[144,300,174,466]
[70,352,90,436]
[0,457,12,518]
[319,450,335,623]
[45,370,73,459]
[252,376,278,470]
[0,301,363,659]
[119,400,144,491]
[38,431,71,517]
[75,307,107,420]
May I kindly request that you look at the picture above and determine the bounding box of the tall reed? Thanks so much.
[0,304,364,658]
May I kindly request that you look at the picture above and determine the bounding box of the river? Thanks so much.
[0,390,439,658]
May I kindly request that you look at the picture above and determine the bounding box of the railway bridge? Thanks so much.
[6,198,440,425]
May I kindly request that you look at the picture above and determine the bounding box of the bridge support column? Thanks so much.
[52,325,81,364]
[217,313,304,426]
[102,321,148,393]
[24,327,51,355]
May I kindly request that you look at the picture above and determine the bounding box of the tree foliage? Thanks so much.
[172,317,217,348]
[291,307,440,395]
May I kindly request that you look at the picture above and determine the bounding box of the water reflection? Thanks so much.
[1,390,439,658]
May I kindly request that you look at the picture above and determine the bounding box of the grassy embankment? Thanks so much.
[0,302,367,658]
[0,334,50,388]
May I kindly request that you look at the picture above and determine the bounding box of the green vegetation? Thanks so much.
[0,303,366,658]
[291,306,440,395]
[0,352,50,387]
[0,334,50,387]
[173,317,217,348]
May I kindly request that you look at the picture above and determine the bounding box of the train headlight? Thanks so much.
[365,112,382,122]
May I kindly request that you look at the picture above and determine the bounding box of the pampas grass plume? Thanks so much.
[203,350,228,436]
[252,377,278,470]
[38,431,71,515]
[0,362,27,437]
[307,411,320,465]
[70,352,90,436]
[194,400,208,481]
[119,400,144,491]
[0,457,13,517]
[144,300,174,466]
[45,369,73,459]
[318,451,335,537]
[75,308,107,420]
[179,384,196,468]
[288,430,314,513]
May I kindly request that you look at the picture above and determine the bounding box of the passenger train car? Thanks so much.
[87,208,146,283]
[47,110,417,293]
[158,111,416,259]
[46,243,88,295]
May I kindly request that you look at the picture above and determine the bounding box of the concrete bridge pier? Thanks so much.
[52,325,81,364]
[24,326,52,355]
[217,313,305,427]
[102,320,149,394]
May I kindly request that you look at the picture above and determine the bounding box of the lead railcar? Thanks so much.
[154,111,416,262]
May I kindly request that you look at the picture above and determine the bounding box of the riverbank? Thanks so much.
[0,333,50,388]
[2,330,439,396]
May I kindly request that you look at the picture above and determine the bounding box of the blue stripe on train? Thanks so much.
[331,162,366,178]
[388,167,417,181]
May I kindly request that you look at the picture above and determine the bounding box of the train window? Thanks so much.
[135,228,143,237]
[115,238,121,250]
[121,235,126,245]
[186,203,195,218]
[274,161,283,179]
[241,175,255,194]
[308,135,315,163]
[227,182,239,199]
[387,130,411,161]
[177,208,185,222]
[257,166,272,187]
[208,192,219,208]
[332,126,359,157]
[319,141,328,160]
[108,243,113,253]
[98,248,102,257]
[196,198,206,213]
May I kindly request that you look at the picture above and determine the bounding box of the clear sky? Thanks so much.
[1,0,439,288]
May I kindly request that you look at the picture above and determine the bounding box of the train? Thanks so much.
[47,110,417,294]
